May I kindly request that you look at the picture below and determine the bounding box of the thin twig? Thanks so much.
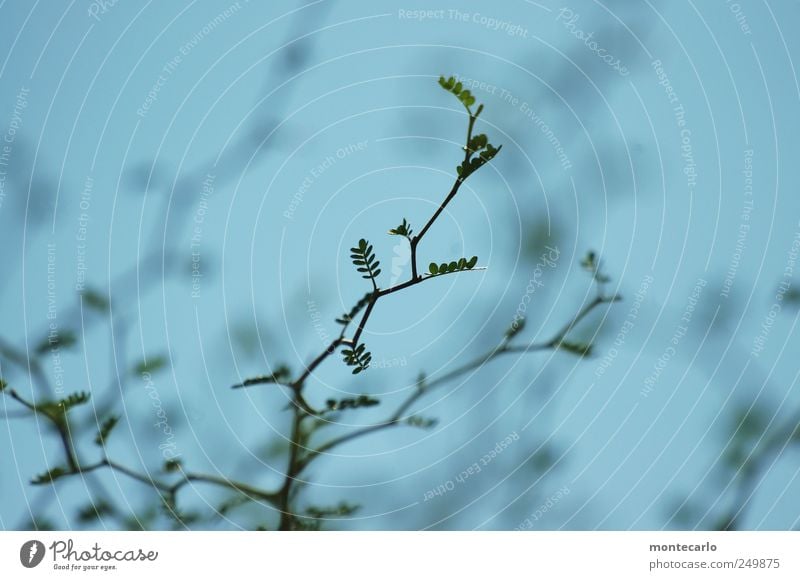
[298,292,620,474]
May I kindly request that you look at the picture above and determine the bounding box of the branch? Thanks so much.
[44,457,282,507]
[409,113,476,279]
[277,405,307,530]
[298,290,620,474]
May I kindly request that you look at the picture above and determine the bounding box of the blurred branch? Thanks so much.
[298,285,620,475]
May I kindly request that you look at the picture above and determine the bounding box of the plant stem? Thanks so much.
[277,406,305,530]
[298,291,620,474]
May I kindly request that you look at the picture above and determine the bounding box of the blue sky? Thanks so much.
[1,0,799,530]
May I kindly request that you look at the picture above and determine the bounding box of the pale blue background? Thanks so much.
[0,0,799,530]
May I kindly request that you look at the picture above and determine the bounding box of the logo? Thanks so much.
[389,241,411,285]
[20,540,45,568]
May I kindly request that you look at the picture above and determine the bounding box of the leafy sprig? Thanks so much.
[428,256,478,276]
[31,466,69,485]
[94,415,120,446]
[2,75,614,531]
[437,76,502,179]
[232,365,291,389]
[350,238,381,288]
[335,291,375,325]
[35,331,77,355]
[341,342,372,374]
[438,75,478,110]
[406,415,438,429]
[457,143,501,178]
[325,394,380,411]
[388,218,413,239]
[35,391,92,427]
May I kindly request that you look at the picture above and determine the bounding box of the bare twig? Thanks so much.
[298,291,620,474]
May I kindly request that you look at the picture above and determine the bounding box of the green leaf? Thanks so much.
[581,251,597,271]
[388,218,413,238]
[24,516,57,531]
[580,249,612,285]
[505,317,526,339]
[350,238,381,283]
[134,355,168,375]
[0,378,7,392]
[730,406,768,441]
[342,342,371,374]
[35,331,77,355]
[82,288,109,311]
[31,466,69,485]
[63,391,91,408]
[407,415,438,429]
[217,493,256,517]
[468,134,488,152]
[325,394,380,411]
[428,256,479,275]
[306,501,360,519]
[94,415,120,446]
[163,459,183,473]
[556,340,593,357]
[336,292,375,325]
[35,391,91,426]
[439,74,480,112]
[232,365,291,388]
[77,500,114,523]
[438,75,456,91]
[300,502,361,529]
[479,143,500,161]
